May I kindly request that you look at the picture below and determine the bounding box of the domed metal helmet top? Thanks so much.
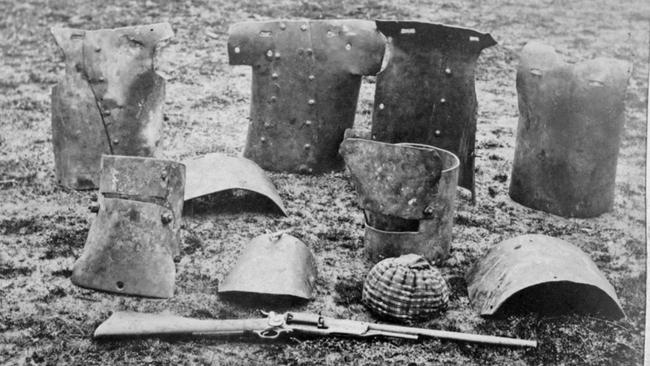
[363,254,449,321]
[340,132,459,263]
[50,23,172,190]
[509,42,632,217]
[228,20,386,174]
[370,21,496,200]
[71,155,185,298]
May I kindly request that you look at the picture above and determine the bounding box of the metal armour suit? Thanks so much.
[509,42,631,217]
[370,21,496,197]
[51,23,172,189]
[228,20,386,173]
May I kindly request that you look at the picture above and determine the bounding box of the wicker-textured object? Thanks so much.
[362,254,449,321]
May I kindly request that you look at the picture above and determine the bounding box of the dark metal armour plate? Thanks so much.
[50,23,172,189]
[218,232,317,300]
[370,21,496,196]
[509,42,631,218]
[228,20,385,173]
[466,234,624,319]
[339,137,443,220]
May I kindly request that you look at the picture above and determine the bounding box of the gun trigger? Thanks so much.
[255,327,291,339]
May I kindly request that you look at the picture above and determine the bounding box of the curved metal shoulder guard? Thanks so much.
[339,134,459,263]
[228,20,385,173]
[71,155,185,298]
[218,232,318,300]
[509,42,631,217]
[466,234,625,319]
[183,153,287,216]
[50,23,173,189]
[370,21,496,197]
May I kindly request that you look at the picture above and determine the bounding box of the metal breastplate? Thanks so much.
[50,23,172,189]
[71,155,185,298]
[340,134,459,263]
[370,21,496,197]
[228,20,385,173]
[509,42,631,218]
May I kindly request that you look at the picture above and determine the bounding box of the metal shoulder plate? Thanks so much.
[50,23,173,189]
[370,21,496,197]
[183,153,287,215]
[466,234,625,319]
[228,20,385,173]
[71,155,185,298]
[340,135,459,262]
[509,42,631,217]
[218,232,317,300]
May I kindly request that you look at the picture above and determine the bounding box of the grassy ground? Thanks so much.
[0,0,647,364]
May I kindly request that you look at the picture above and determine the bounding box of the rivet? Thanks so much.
[378,103,385,110]
[271,72,279,79]
[423,205,435,216]
[306,48,313,56]
[234,46,241,54]
[266,49,273,58]
[98,76,105,82]
[270,96,277,103]
[308,99,315,105]
[161,212,173,224]
[280,23,286,30]
[95,46,101,52]
[305,120,312,126]
[308,74,315,80]
[300,24,308,31]
[103,110,111,116]
[274,52,281,59]
[345,43,351,51]
[440,98,446,104]
[434,130,441,136]
[112,139,119,145]
[445,67,452,75]
[260,136,267,143]
[304,143,311,150]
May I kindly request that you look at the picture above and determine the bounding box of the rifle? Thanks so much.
[94,311,537,348]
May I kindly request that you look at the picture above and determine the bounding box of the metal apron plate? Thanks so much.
[50,23,173,189]
[218,232,317,300]
[340,136,459,263]
[183,153,287,216]
[228,20,385,173]
[509,42,632,217]
[370,21,496,198]
[466,234,625,319]
[71,155,185,298]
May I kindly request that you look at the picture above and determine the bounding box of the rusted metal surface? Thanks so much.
[370,21,496,198]
[183,153,287,216]
[228,20,385,174]
[71,155,185,298]
[362,254,449,321]
[218,232,317,300]
[50,23,173,190]
[466,234,625,319]
[509,42,632,217]
[340,136,459,263]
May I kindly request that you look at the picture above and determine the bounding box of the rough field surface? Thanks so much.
[0,0,647,365]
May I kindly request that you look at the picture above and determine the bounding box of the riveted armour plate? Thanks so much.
[183,153,287,216]
[509,42,632,217]
[228,20,385,173]
[466,234,624,319]
[340,136,459,263]
[71,155,185,298]
[50,23,172,189]
[370,21,496,197]
[218,232,317,300]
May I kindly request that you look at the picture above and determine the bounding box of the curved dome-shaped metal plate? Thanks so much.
[183,153,287,216]
[466,234,624,319]
[218,232,317,301]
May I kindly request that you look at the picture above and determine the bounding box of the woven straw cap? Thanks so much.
[362,254,449,321]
